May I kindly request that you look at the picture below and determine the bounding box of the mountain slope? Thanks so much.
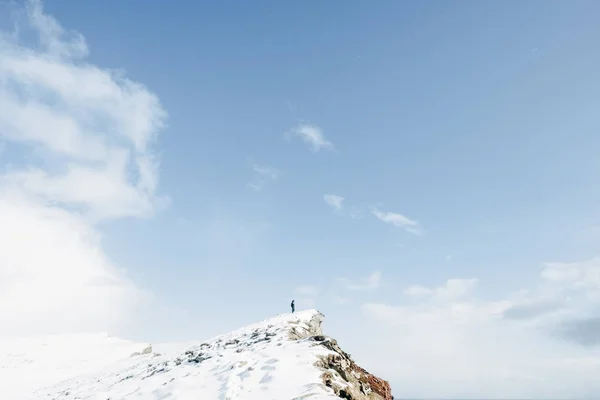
[0,332,147,399]
[7,310,392,399]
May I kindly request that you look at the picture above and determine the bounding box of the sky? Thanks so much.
[0,0,600,398]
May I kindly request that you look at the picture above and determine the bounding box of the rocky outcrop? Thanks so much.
[286,312,393,400]
[311,335,392,400]
[130,344,153,357]
[287,310,325,340]
[33,310,392,400]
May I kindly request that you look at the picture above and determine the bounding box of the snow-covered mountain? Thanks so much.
[1,309,392,400]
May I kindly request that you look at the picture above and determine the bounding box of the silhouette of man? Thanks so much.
[291,300,295,313]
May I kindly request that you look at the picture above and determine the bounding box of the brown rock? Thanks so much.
[286,311,393,400]
[312,336,392,400]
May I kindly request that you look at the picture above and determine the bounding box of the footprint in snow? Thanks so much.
[259,373,273,384]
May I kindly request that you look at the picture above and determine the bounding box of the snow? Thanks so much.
[1,310,340,399]
[0,332,145,399]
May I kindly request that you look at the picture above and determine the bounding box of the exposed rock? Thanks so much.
[32,310,393,399]
[184,349,212,364]
[284,311,392,400]
[287,311,325,340]
[130,344,153,357]
[309,332,392,400]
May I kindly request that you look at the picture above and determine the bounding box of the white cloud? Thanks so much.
[346,205,362,219]
[323,194,363,219]
[404,278,478,300]
[253,164,279,180]
[402,285,432,298]
[341,271,381,292]
[541,258,600,290]
[247,164,279,192]
[294,285,320,308]
[360,301,594,399]
[323,194,344,211]
[0,0,166,336]
[331,294,350,305]
[295,285,320,298]
[285,124,333,152]
[371,207,423,235]
[359,259,600,399]
[247,182,263,192]
[502,296,564,321]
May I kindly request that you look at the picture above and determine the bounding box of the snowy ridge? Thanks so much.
[14,309,391,400]
[0,333,146,399]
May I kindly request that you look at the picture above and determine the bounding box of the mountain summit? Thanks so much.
[19,309,392,399]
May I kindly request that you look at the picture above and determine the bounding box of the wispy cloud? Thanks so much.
[339,271,382,292]
[331,294,350,305]
[556,316,600,347]
[371,207,423,235]
[295,285,320,297]
[540,258,600,290]
[253,164,280,180]
[403,278,478,300]
[247,182,263,192]
[294,285,320,308]
[360,257,600,398]
[286,100,296,115]
[323,194,363,219]
[0,0,166,336]
[324,194,344,211]
[502,297,563,321]
[247,163,279,192]
[285,124,333,152]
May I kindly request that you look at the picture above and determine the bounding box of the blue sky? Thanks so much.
[1,1,600,398]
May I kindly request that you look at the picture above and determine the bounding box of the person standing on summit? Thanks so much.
[291,300,295,313]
